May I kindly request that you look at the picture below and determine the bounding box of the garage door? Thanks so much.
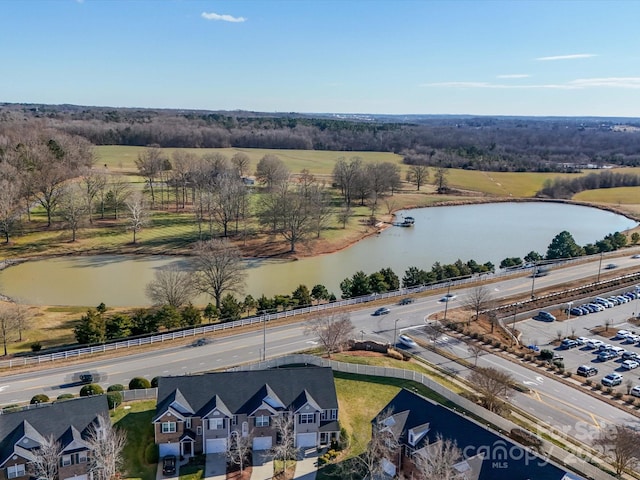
[206,438,227,453]
[159,443,180,457]
[296,433,317,448]
[253,436,273,451]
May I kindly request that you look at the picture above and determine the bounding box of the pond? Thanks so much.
[0,202,636,306]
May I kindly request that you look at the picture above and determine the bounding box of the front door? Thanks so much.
[182,441,192,457]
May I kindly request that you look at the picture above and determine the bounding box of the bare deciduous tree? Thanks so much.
[406,165,430,191]
[145,265,196,308]
[86,414,127,480]
[192,239,246,309]
[349,408,401,479]
[135,145,164,209]
[226,432,253,473]
[125,192,147,244]
[29,435,61,480]
[106,176,131,220]
[305,312,354,358]
[269,413,299,467]
[466,341,484,366]
[332,156,363,206]
[0,174,22,243]
[59,184,89,242]
[463,285,494,326]
[433,166,449,193]
[411,434,462,480]
[0,304,19,356]
[255,154,289,190]
[468,367,513,413]
[80,167,107,224]
[595,424,640,476]
[231,152,251,178]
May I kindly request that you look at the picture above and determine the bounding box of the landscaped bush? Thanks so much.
[80,384,104,396]
[107,391,123,409]
[56,394,75,401]
[605,387,613,395]
[129,377,151,390]
[386,349,404,361]
[614,392,623,400]
[585,379,593,386]
[151,376,160,388]
[539,349,553,361]
[30,394,49,404]
[107,384,125,392]
[30,342,42,352]
[145,443,159,464]
[594,383,603,390]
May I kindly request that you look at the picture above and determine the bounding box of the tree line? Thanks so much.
[536,170,640,199]
[500,229,635,269]
[5,103,640,172]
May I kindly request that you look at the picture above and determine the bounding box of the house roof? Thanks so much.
[156,367,338,418]
[0,396,108,467]
[376,389,584,480]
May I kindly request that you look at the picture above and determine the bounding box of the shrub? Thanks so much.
[30,342,42,352]
[80,384,104,396]
[145,444,159,464]
[585,379,593,386]
[539,349,554,361]
[107,391,123,409]
[605,387,613,395]
[614,392,623,400]
[151,376,160,388]
[471,332,479,340]
[386,349,404,361]
[129,377,151,390]
[107,384,125,392]
[56,394,75,401]
[30,394,49,404]
[594,383,603,391]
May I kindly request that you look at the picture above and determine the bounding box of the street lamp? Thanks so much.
[360,330,365,341]
[393,319,400,346]
[511,303,520,346]
[443,281,452,322]
[530,263,537,300]
[566,301,574,321]
[597,252,604,283]
[262,314,266,361]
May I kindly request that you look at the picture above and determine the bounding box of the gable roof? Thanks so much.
[376,389,583,480]
[156,367,337,418]
[0,396,108,467]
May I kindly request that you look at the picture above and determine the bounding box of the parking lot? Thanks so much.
[516,287,640,390]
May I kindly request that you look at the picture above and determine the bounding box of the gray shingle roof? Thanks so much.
[0,396,108,467]
[156,367,337,418]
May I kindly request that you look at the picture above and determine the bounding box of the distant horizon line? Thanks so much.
[1,101,639,122]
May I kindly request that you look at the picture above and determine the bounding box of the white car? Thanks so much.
[616,330,631,339]
[575,337,590,345]
[631,386,640,397]
[586,339,604,349]
[439,293,457,302]
[622,360,640,370]
[624,334,640,343]
[398,334,417,348]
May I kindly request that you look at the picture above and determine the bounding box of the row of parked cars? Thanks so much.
[569,290,639,316]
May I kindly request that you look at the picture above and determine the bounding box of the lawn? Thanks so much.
[112,400,158,480]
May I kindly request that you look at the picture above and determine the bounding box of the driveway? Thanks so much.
[204,453,227,480]
[294,449,317,480]
[252,451,274,480]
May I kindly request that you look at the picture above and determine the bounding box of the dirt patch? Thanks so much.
[226,466,252,480]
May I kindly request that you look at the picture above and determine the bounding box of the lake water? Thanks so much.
[0,202,636,306]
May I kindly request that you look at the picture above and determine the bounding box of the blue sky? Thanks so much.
[2,0,639,117]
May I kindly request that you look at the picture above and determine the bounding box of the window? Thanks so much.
[321,410,337,421]
[161,422,177,433]
[61,455,72,467]
[255,415,269,427]
[7,464,25,479]
[77,451,88,464]
[209,418,224,430]
[186,418,191,429]
[232,415,238,426]
[299,413,315,424]
[196,426,202,436]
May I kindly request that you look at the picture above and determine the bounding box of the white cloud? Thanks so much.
[536,53,597,61]
[496,74,530,79]
[201,11,246,23]
[421,76,640,90]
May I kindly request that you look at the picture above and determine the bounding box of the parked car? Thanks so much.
[535,311,556,322]
[398,334,417,348]
[527,345,540,352]
[601,373,623,386]
[609,346,625,356]
[569,307,585,316]
[598,351,616,361]
[631,385,640,397]
[616,295,629,304]
[607,296,621,306]
[577,365,598,377]
[595,297,613,308]
[398,297,414,305]
[561,339,578,349]
[622,351,639,360]
[616,330,630,339]
[598,343,613,352]
[624,333,640,343]
[372,307,390,316]
[575,336,590,345]
[586,339,604,349]
[622,360,639,370]
[162,455,177,476]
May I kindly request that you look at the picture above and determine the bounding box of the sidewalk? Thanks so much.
[294,449,317,480]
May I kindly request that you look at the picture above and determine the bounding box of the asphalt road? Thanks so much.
[2,252,640,445]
